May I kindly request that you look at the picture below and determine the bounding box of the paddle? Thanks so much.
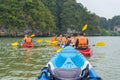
[82,24,88,31]
[56,41,105,53]
[92,41,105,47]
[56,48,63,53]
[45,40,58,44]
[11,42,19,46]
[36,39,43,43]
[45,40,51,43]
[30,34,35,38]
[51,41,58,44]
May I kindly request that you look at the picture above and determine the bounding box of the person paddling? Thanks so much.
[21,34,34,48]
[61,34,72,47]
[76,32,89,50]
[24,35,32,44]
[61,34,66,46]
[51,34,57,42]
[21,34,28,45]
[57,34,63,46]
[65,36,72,46]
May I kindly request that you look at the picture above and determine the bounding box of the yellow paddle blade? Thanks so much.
[82,24,88,31]
[30,34,35,37]
[56,48,63,53]
[45,40,51,43]
[95,42,105,46]
[51,41,58,44]
[11,42,19,46]
[36,40,43,43]
[51,41,58,46]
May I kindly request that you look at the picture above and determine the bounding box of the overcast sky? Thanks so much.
[76,0,120,19]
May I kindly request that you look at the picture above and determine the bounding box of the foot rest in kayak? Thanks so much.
[53,68,82,80]
[48,64,89,80]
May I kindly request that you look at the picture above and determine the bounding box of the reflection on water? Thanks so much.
[0,37,120,80]
[25,48,33,63]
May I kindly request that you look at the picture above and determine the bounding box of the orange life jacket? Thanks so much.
[25,37,32,43]
[52,37,57,42]
[77,36,88,48]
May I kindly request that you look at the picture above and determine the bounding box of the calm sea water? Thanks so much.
[0,37,120,80]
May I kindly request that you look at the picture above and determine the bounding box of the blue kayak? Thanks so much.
[37,46,102,80]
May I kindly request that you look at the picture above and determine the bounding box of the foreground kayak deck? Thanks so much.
[37,46,102,80]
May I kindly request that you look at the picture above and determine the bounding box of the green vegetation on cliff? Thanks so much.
[0,0,120,36]
[0,0,56,36]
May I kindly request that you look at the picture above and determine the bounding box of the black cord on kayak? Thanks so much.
[88,76,103,80]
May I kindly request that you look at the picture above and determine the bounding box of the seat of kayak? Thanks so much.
[48,64,89,80]
[53,68,82,80]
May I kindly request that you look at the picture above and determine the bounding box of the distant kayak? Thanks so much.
[36,46,102,80]
[77,48,92,57]
[21,43,34,48]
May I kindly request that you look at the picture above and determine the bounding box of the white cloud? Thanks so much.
[76,0,120,19]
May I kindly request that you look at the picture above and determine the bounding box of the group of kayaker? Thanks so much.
[51,34,71,47]
[21,32,89,50]
[51,32,89,50]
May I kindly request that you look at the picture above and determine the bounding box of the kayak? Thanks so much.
[21,42,34,48]
[36,46,102,80]
[77,48,92,57]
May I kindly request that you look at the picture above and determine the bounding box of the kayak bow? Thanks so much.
[37,46,102,80]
